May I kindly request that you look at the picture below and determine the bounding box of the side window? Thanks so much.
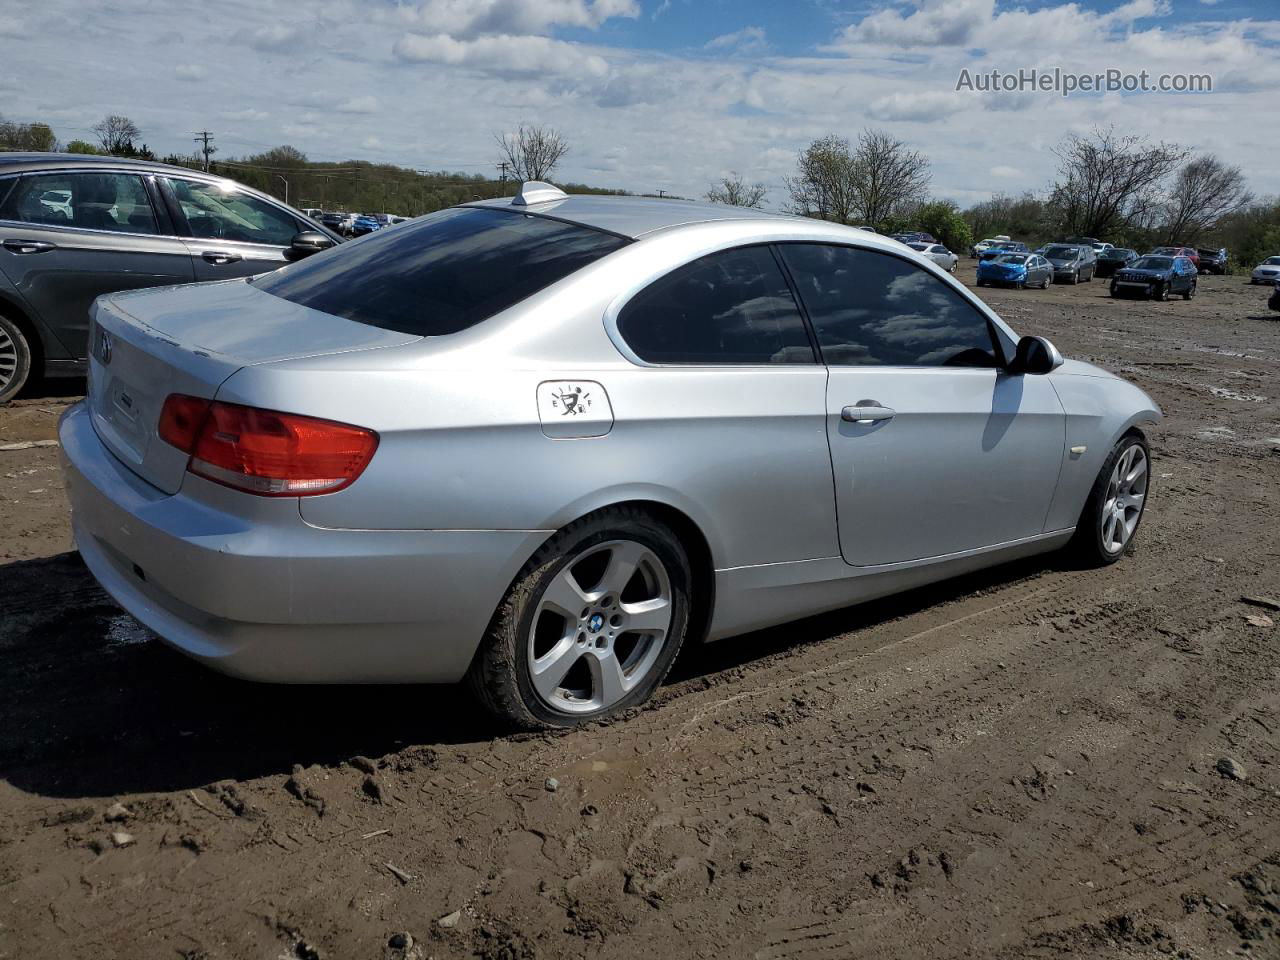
[164,178,298,246]
[616,246,814,365]
[0,172,158,234]
[779,243,999,368]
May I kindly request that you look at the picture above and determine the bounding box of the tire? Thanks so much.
[467,506,692,730]
[1069,271,1079,285]
[0,313,33,405]
[1183,280,1196,301]
[1016,280,1025,290]
[1156,282,1169,301]
[949,261,957,273]
[976,279,986,287]
[1065,432,1151,567]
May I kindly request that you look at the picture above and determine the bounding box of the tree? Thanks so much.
[786,135,857,223]
[65,139,102,154]
[848,129,931,227]
[964,192,1053,244]
[1048,127,1186,240]
[911,200,972,254]
[495,124,569,182]
[93,114,142,155]
[706,172,766,208]
[252,145,308,168]
[1160,154,1252,245]
[0,116,57,152]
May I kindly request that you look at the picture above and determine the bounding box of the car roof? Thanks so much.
[0,151,187,175]
[463,193,807,240]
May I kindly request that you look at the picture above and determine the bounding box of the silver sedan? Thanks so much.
[61,183,1161,729]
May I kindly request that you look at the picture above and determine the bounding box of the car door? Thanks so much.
[160,176,305,280]
[0,170,195,360]
[777,242,1066,567]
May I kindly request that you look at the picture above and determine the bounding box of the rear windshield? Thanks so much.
[254,206,628,336]
[1044,246,1079,259]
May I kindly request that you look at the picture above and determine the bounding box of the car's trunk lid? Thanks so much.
[87,279,420,495]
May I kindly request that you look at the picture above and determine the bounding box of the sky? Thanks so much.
[1,0,1277,211]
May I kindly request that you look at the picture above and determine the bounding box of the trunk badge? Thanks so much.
[95,329,112,365]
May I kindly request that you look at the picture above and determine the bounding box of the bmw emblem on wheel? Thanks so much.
[587,613,604,634]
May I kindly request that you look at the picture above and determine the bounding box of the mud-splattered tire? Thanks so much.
[0,313,33,405]
[1065,432,1150,567]
[467,506,691,730]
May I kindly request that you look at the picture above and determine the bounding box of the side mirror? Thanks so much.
[286,230,335,261]
[1010,335,1064,375]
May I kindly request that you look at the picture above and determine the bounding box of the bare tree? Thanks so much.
[93,114,141,155]
[706,172,767,208]
[495,124,569,182]
[0,115,56,152]
[1160,154,1252,244]
[1048,127,1187,239]
[785,135,857,223]
[849,129,931,226]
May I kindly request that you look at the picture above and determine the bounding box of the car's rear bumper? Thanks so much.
[59,401,547,683]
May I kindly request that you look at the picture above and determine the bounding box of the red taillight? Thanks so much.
[158,394,378,497]
[158,394,211,452]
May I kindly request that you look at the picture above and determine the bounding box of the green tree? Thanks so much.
[0,116,57,152]
[911,200,972,254]
[65,139,102,154]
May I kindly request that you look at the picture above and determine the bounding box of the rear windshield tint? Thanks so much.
[253,206,628,336]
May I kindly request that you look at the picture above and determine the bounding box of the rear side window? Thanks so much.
[616,246,814,364]
[255,207,627,336]
[779,243,999,368]
[0,172,158,234]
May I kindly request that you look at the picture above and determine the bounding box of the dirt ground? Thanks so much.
[1,272,1279,960]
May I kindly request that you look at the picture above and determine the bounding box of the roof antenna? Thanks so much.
[512,181,568,206]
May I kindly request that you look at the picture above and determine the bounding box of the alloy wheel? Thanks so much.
[1100,445,1148,554]
[528,540,673,714]
[0,325,17,393]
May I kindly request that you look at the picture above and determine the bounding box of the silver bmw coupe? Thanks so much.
[61,182,1160,728]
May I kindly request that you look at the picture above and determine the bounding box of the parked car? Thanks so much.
[978,241,1030,261]
[1109,255,1198,300]
[1250,256,1280,284]
[1043,244,1096,284]
[970,235,1011,258]
[302,208,324,221]
[976,252,1053,289]
[1196,248,1228,275]
[1091,242,1114,254]
[351,215,381,236]
[0,152,340,403]
[60,182,1160,728]
[889,231,935,246]
[1149,246,1199,270]
[1095,247,1139,278]
[320,211,354,236]
[907,241,958,272]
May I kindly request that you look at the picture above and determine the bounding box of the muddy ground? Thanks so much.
[1,273,1278,960]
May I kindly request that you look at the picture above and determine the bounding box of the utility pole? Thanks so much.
[274,174,289,206]
[497,161,509,195]
[193,131,215,172]
[656,189,667,198]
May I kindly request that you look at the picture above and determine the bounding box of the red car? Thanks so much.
[1150,246,1199,269]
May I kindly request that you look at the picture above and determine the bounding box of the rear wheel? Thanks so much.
[468,507,691,729]
[0,314,33,405]
[1066,433,1150,567]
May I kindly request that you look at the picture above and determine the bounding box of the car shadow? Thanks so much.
[2,549,1056,799]
[18,376,86,401]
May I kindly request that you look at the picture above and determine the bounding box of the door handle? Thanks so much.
[841,402,896,423]
[201,250,242,265]
[2,239,57,254]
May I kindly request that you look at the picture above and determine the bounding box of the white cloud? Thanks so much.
[0,16,28,37]
[234,22,303,51]
[398,0,639,40]
[174,64,206,81]
[335,96,379,114]
[867,90,959,122]
[705,26,767,54]
[990,165,1023,179]
[394,32,609,78]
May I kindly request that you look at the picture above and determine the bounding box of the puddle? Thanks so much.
[1209,386,1266,402]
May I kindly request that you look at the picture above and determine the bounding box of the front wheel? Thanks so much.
[0,313,33,405]
[468,507,691,729]
[1183,280,1196,300]
[1065,433,1150,567]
